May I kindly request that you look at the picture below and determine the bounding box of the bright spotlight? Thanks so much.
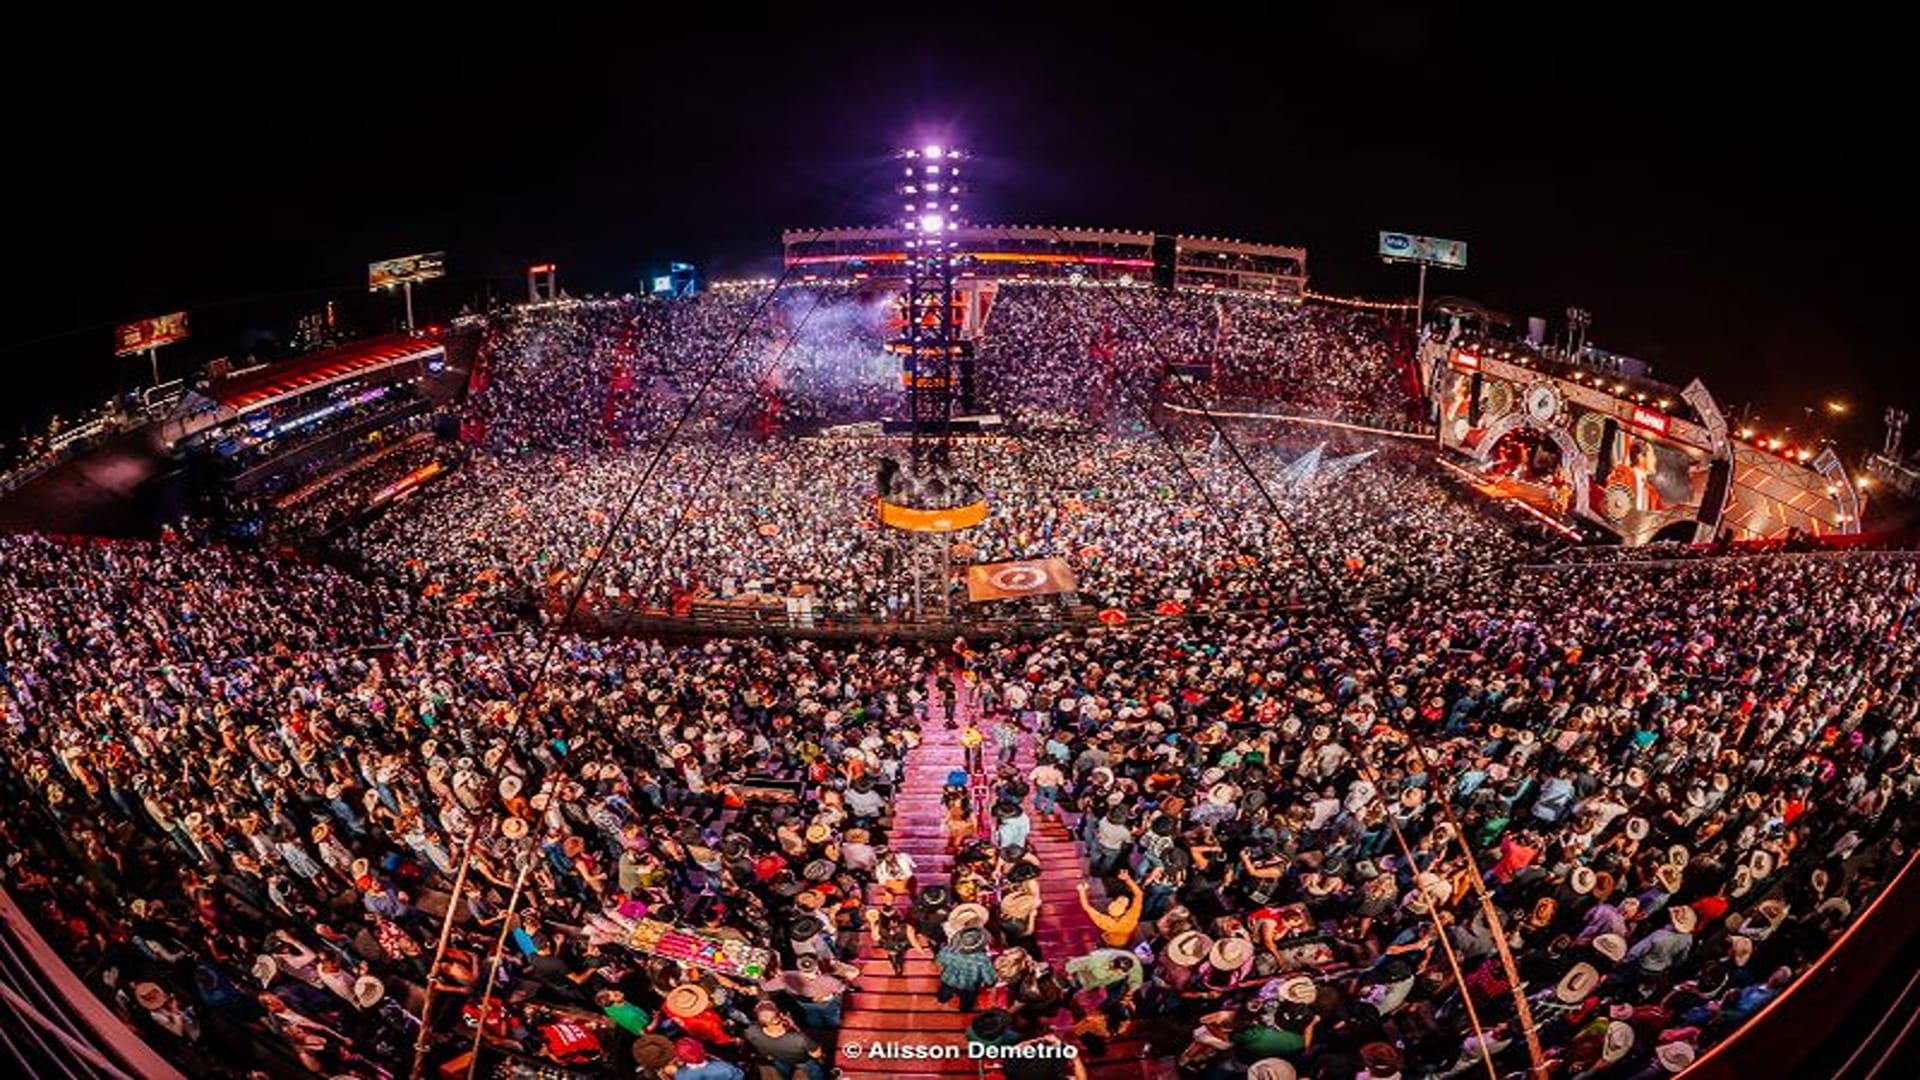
[919,213,945,233]
[924,145,944,159]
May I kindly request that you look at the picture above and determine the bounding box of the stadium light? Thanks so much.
[1826,400,1849,415]
[919,213,946,233]
[924,145,944,159]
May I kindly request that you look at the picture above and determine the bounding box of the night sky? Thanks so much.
[5,9,1912,450]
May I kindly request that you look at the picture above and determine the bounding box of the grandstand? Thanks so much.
[0,206,1914,1080]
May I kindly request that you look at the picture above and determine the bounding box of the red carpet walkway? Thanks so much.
[835,672,1159,1079]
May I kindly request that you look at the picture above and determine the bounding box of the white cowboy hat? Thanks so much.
[1625,816,1650,841]
[1655,1041,1696,1074]
[1555,962,1599,1004]
[1279,976,1318,1004]
[1669,904,1699,934]
[499,775,523,800]
[500,817,529,840]
[1208,936,1254,971]
[1166,931,1213,968]
[1602,1021,1637,1063]
[352,975,385,1008]
[1569,866,1597,895]
[1592,933,1628,962]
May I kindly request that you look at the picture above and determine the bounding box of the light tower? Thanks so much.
[898,144,967,467]
[875,142,986,622]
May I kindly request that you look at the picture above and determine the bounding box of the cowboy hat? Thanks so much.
[133,982,168,1011]
[945,902,991,934]
[1279,975,1318,1005]
[1570,866,1597,895]
[1655,1041,1696,1073]
[1747,848,1776,878]
[802,858,837,882]
[1667,844,1690,868]
[1656,864,1684,894]
[1729,935,1754,966]
[499,817,529,840]
[350,857,371,881]
[1247,1058,1298,1080]
[252,955,278,984]
[993,948,1033,982]
[1740,791,1763,812]
[1625,767,1648,790]
[951,926,989,952]
[310,822,331,843]
[1556,962,1600,1004]
[1669,905,1699,934]
[1592,933,1628,963]
[498,775,522,801]
[1000,892,1040,920]
[352,975,385,1008]
[664,984,711,1017]
[1624,816,1650,841]
[787,915,825,942]
[1602,1021,1636,1063]
[1166,930,1213,968]
[1208,936,1254,971]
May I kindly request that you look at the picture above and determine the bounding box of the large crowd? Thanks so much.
[2,281,1917,1080]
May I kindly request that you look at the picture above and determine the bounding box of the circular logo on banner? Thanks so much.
[988,565,1051,594]
[1525,383,1562,424]
[1604,485,1634,521]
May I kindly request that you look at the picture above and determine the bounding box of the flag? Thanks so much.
[965,558,1079,603]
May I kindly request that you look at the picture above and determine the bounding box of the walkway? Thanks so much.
[835,672,1156,1079]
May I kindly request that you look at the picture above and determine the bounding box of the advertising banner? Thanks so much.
[114,311,189,356]
[1379,232,1469,268]
[368,251,446,290]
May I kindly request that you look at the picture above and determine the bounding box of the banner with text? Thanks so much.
[114,311,189,356]
[368,251,446,290]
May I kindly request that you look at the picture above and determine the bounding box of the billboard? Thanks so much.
[1379,231,1468,269]
[966,558,1078,603]
[368,251,446,290]
[114,311,189,356]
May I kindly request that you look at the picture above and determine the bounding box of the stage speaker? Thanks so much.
[1468,373,1484,427]
[1592,419,1620,483]
[1152,235,1178,290]
[1698,458,1733,526]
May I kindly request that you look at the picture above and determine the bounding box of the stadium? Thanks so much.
[5,22,1920,1080]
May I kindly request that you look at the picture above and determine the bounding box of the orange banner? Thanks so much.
[877,498,988,533]
[966,558,1078,602]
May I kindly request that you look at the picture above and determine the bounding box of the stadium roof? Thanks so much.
[212,334,442,414]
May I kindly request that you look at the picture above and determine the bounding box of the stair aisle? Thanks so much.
[834,671,1158,1080]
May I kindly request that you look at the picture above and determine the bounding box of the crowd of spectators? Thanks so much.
[974,285,1413,431]
[1,281,1916,1080]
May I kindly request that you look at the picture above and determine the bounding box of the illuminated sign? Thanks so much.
[1449,349,1481,371]
[368,252,446,290]
[114,311,189,356]
[1380,231,1469,269]
[1629,406,1670,435]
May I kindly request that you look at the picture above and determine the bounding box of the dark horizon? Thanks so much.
[4,9,1912,453]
